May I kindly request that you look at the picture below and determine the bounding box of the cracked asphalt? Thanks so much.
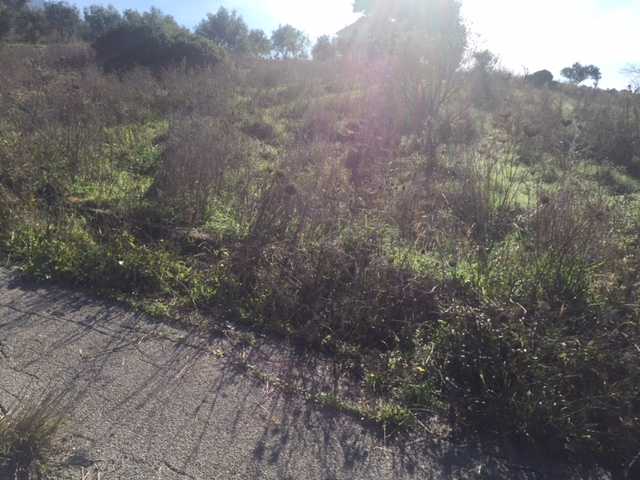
[0,268,593,479]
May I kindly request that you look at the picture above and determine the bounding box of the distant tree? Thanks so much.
[526,69,554,87]
[14,7,47,42]
[472,49,497,72]
[470,49,498,107]
[312,35,336,61]
[43,1,80,41]
[121,8,142,25]
[584,64,601,87]
[0,5,11,39]
[93,8,223,72]
[561,63,587,84]
[0,0,27,10]
[122,7,180,33]
[343,0,467,74]
[82,4,122,41]
[195,7,249,54]
[247,28,271,57]
[0,0,28,40]
[561,62,601,87]
[271,24,309,59]
[623,64,640,92]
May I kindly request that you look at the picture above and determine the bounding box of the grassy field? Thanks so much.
[1,41,640,478]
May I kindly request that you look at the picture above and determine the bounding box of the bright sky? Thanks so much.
[69,0,640,89]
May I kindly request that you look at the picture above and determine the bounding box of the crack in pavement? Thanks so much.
[163,461,198,480]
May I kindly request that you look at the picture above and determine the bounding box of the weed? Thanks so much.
[0,396,63,480]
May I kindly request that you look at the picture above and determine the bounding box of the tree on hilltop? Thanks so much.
[43,1,80,41]
[271,24,309,59]
[196,7,249,54]
[82,5,123,41]
[312,35,337,61]
[562,62,602,87]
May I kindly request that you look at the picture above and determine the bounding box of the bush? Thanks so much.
[433,303,640,478]
[237,224,439,353]
[150,115,250,225]
[575,96,640,174]
[472,187,613,311]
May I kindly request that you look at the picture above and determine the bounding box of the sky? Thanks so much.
[66,0,640,89]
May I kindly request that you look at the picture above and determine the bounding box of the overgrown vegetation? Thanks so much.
[1,1,640,478]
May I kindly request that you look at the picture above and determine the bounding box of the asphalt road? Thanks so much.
[0,268,593,480]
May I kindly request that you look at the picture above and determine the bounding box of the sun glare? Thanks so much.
[251,0,360,38]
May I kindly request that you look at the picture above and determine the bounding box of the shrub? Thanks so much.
[575,95,640,174]
[473,187,613,311]
[150,115,250,225]
[238,224,439,353]
[445,140,528,249]
[432,303,640,478]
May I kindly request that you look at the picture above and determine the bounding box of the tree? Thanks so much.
[247,29,271,57]
[472,49,497,73]
[93,8,223,72]
[622,64,640,93]
[122,7,181,34]
[82,4,122,41]
[526,69,554,88]
[561,62,601,87]
[584,64,601,87]
[0,0,27,10]
[345,0,467,156]
[0,0,28,40]
[14,7,47,42]
[561,63,587,84]
[470,49,498,107]
[0,5,11,40]
[312,35,336,61]
[248,29,273,57]
[43,1,80,41]
[271,24,309,59]
[195,7,250,54]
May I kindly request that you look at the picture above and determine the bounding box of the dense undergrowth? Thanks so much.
[1,42,640,479]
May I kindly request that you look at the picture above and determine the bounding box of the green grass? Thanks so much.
[577,162,640,195]
[71,171,153,209]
